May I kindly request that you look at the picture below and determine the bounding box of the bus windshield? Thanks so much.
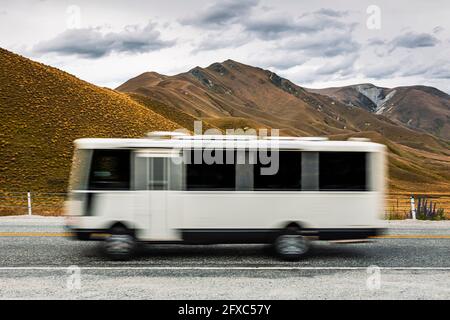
[68,148,92,191]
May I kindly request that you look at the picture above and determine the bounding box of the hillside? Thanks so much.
[0,48,177,192]
[118,61,350,137]
[117,60,450,193]
[126,92,217,132]
[0,49,448,194]
[308,84,450,140]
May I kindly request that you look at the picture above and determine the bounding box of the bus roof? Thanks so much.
[74,136,386,153]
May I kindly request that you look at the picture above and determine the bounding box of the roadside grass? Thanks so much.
[385,211,410,220]
[1,191,448,219]
[0,192,64,216]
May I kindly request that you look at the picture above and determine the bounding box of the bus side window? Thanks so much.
[148,157,168,190]
[254,151,302,191]
[319,152,367,191]
[185,149,236,191]
[88,150,131,190]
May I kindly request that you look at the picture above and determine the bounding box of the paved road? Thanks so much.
[0,216,449,299]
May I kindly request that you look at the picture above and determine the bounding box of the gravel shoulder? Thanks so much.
[1,269,449,300]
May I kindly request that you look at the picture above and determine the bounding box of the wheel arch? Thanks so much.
[281,221,304,231]
[108,221,136,236]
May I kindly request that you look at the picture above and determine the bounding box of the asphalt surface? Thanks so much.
[0,216,449,299]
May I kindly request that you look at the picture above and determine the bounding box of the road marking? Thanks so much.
[0,267,449,271]
[0,232,72,237]
[370,235,450,239]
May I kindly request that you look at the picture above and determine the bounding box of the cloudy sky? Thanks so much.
[1,0,450,92]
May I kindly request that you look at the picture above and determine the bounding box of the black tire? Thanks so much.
[103,226,136,261]
[274,227,310,261]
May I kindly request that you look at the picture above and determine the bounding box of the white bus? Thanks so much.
[65,133,386,260]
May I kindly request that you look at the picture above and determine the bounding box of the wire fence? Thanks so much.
[0,191,449,219]
[385,194,449,220]
[0,192,66,216]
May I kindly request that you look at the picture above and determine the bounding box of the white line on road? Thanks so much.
[0,266,450,271]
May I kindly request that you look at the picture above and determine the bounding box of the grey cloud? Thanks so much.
[430,69,450,79]
[249,51,308,70]
[363,64,399,79]
[391,32,439,50]
[316,54,358,76]
[182,2,351,41]
[433,26,444,34]
[181,0,258,27]
[424,61,450,79]
[399,64,429,78]
[367,38,386,46]
[278,30,360,58]
[314,8,349,18]
[192,32,251,53]
[367,32,440,57]
[363,57,450,81]
[244,16,297,38]
[33,22,175,58]
[186,4,358,58]
[244,10,349,40]
[249,34,359,73]
[393,59,450,80]
[266,58,306,70]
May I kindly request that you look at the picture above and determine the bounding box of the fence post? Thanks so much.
[27,191,32,216]
[410,194,416,220]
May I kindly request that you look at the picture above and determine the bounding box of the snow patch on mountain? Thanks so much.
[356,84,396,114]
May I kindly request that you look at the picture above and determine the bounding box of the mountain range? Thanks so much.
[307,84,450,140]
[117,59,450,193]
[0,48,449,193]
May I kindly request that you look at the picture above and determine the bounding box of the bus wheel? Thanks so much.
[103,226,135,261]
[274,227,309,261]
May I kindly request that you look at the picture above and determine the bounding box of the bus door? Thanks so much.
[134,150,181,240]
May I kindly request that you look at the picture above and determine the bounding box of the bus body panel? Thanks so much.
[172,191,381,230]
[66,136,386,243]
[68,190,382,242]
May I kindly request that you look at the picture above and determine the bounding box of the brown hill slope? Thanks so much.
[118,60,351,136]
[0,48,177,192]
[126,92,205,131]
[117,60,450,193]
[308,84,450,140]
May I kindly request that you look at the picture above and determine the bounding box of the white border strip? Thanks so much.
[0,266,449,271]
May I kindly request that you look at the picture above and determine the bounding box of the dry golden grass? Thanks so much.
[0,48,177,193]
[126,93,217,132]
[202,117,271,132]
[0,192,65,216]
